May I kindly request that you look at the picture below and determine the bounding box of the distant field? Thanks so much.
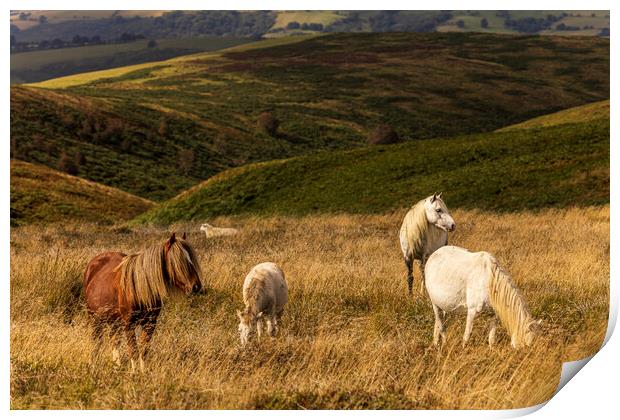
[11,37,252,84]
[10,160,153,226]
[10,10,167,30]
[437,10,609,35]
[272,11,343,28]
[135,119,609,224]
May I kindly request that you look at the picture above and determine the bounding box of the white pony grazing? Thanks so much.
[399,192,455,295]
[237,262,288,347]
[425,246,541,348]
[200,222,239,238]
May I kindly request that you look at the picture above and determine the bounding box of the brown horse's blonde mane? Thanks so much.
[487,256,534,346]
[116,239,201,309]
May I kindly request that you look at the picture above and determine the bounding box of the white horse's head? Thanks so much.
[236,309,263,347]
[522,319,543,347]
[200,223,212,232]
[424,192,456,232]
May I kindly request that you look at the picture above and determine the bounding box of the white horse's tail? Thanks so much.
[486,255,533,347]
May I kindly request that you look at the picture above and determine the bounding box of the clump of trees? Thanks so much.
[257,112,280,136]
[177,148,195,175]
[57,151,80,175]
[367,124,400,145]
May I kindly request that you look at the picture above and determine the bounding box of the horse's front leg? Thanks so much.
[488,315,498,348]
[139,320,157,372]
[404,255,414,296]
[124,322,139,372]
[463,308,478,347]
[419,257,427,295]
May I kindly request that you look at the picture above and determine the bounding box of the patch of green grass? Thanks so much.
[10,160,153,226]
[135,119,609,224]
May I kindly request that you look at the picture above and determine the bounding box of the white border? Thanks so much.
[3,1,616,418]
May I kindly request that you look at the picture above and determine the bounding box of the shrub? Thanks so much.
[58,151,79,175]
[367,124,401,145]
[257,112,279,136]
[286,21,300,30]
[456,20,465,28]
[481,18,489,28]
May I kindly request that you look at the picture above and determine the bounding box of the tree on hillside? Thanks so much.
[58,151,79,175]
[367,124,401,145]
[147,39,157,48]
[38,15,48,24]
[480,18,488,28]
[177,148,195,175]
[286,21,300,30]
[456,20,465,28]
[257,112,279,136]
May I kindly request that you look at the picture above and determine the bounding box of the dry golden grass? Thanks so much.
[10,206,609,409]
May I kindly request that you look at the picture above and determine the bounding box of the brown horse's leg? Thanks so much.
[124,322,138,372]
[110,322,122,366]
[90,320,104,366]
[138,321,157,372]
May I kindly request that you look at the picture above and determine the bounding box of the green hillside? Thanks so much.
[10,160,153,226]
[135,119,609,224]
[498,100,609,131]
[11,32,609,201]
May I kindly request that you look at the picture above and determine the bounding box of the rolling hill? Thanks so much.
[10,32,609,202]
[134,118,609,224]
[10,160,153,226]
[497,99,609,131]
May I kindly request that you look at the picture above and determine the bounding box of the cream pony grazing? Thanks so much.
[424,246,541,349]
[200,222,239,238]
[236,262,288,347]
[399,192,456,296]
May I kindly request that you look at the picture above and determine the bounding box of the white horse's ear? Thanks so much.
[236,310,243,321]
[430,193,437,203]
[256,311,264,319]
[437,192,443,199]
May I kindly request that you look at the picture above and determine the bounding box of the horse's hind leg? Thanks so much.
[432,304,445,347]
[419,258,427,295]
[110,322,122,366]
[90,321,104,366]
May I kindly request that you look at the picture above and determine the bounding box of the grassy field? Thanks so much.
[10,206,609,409]
[135,119,609,224]
[498,100,609,131]
[10,160,153,226]
[437,10,609,35]
[11,32,609,201]
[11,37,252,84]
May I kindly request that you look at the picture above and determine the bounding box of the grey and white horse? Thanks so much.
[399,193,455,296]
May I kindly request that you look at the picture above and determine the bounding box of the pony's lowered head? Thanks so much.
[424,192,455,232]
[236,309,264,347]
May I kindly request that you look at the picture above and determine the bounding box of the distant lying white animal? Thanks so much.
[399,192,456,296]
[200,223,239,238]
[237,262,288,347]
[425,246,541,349]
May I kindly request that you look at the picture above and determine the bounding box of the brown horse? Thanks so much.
[84,232,202,371]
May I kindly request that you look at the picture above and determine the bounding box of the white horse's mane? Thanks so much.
[486,255,534,346]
